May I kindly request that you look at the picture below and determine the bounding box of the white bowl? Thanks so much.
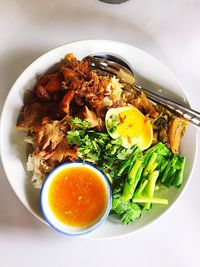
[40,162,112,236]
[0,40,198,239]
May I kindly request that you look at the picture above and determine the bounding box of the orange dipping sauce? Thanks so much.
[48,166,108,227]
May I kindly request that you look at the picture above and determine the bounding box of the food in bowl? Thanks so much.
[40,162,111,235]
[16,53,188,227]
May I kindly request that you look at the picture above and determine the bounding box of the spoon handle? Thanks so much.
[135,84,200,127]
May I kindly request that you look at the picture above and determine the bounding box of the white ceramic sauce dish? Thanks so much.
[40,162,112,236]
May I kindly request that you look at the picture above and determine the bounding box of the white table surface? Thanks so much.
[0,1,200,266]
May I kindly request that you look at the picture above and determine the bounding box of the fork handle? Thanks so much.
[135,84,200,127]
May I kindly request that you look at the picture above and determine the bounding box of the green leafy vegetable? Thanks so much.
[161,154,186,187]
[122,159,143,201]
[67,130,83,145]
[112,194,142,224]
[143,170,159,210]
[142,142,185,188]
[135,179,148,196]
[70,117,92,128]
[143,152,157,177]
[106,114,119,134]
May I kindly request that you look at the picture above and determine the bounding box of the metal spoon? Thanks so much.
[84,53,200,127]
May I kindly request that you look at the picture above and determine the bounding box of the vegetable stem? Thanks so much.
[122,159,143,201]
[143,152,157,177]
[144,170,159,210]
[132,196,168,205]
[172,156,185,188]
[117,159,131,176]
[135,179,148,196]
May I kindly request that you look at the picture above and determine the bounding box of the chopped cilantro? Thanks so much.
[107,114,119,134]
[67,130,82,145]
[70,117,92,128]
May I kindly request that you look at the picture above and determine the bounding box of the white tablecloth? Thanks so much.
[0,1,200,266]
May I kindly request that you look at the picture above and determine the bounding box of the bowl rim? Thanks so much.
[0,39,198,239]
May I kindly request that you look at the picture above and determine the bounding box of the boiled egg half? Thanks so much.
[105,106,153,150]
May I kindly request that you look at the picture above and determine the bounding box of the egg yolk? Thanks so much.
[116,109,145,138]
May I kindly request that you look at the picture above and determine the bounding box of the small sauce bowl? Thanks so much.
[40,162,112,236]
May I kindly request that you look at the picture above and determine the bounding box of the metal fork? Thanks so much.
[85,55,200,127]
